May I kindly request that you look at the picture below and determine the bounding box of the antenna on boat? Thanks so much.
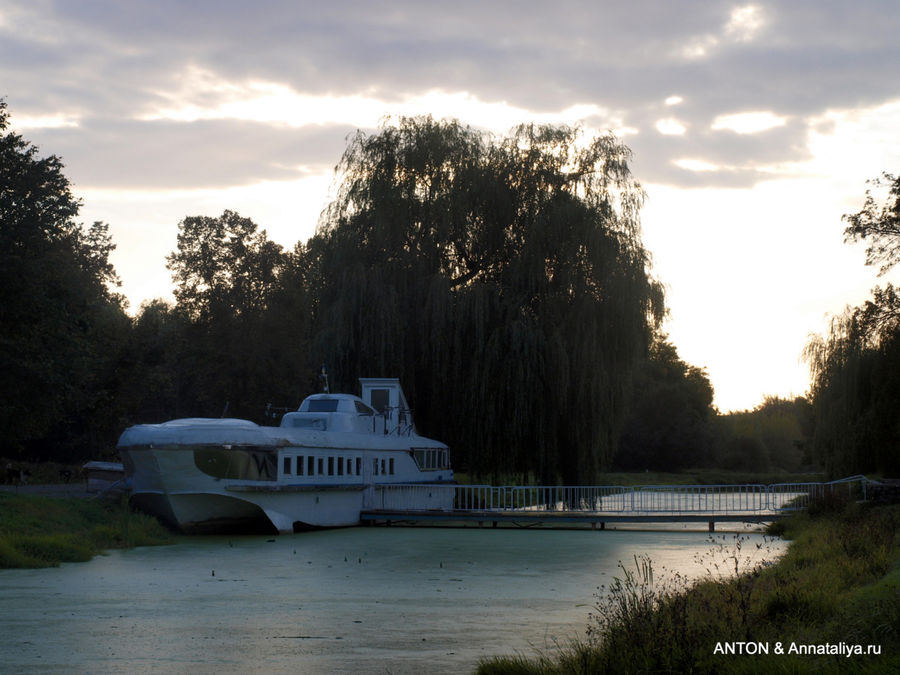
[319,365,329,393]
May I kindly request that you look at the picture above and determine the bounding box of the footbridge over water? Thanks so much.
[361,475,869,531]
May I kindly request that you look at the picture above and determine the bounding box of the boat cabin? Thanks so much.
[279,378,416,436]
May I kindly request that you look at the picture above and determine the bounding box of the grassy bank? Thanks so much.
[477,498,899,674]
[0,492,173,568]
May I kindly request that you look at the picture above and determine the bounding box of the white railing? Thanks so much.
[372,476,868,515]
[769,474,868,511]
[635,484,768,513]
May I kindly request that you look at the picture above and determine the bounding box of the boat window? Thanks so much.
[194,447,277,481]
[327,457,334,476]
[297,455,304,476]
[381,458,386,475]
[308,399,339,413]
[283,456,292,475]
[354,401,375,416]
[337,457,344,476]
[317,457,324,476]
[411,448,449,471]
[389,458,395,475]
[370,389,389,414]
[373,458,379,476]
[356,457,362,476]
[307,456,315,476]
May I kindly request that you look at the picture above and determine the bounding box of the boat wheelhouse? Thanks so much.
[118,378,453,533]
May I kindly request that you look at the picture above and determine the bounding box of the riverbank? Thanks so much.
[477,498,899,674]
[0,492,173,568]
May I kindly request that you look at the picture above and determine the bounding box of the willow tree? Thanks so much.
[804,295,900,476]
[310,117,663,483]
[805,172,900,476]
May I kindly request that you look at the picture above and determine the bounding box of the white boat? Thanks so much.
[117,378,454,533]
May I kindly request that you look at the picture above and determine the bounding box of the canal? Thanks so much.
[0,525,783,673]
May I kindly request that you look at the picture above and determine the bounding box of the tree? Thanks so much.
[167,210,285,322]
[804,296,900,476]
[310,117,664,482]
[711,397,812,473]
[842,172,900,276]
[615,337,714,472]
[805,172,900,476]
[164,210,309,420]
[116,299,184,423]
[0,99,127,459]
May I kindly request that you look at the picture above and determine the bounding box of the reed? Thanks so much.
[477,499,899,674]
[0,493,172,568]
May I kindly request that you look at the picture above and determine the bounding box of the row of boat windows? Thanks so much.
[282,455,395,478]
[412,448,450,471]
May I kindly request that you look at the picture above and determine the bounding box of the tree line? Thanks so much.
[2,99,892,480]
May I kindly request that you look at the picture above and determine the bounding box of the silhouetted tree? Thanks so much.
[843,172,900,276]
[116,299,183,422]
[805,295,900,476]
[712,397,813,473]
[164,210,310,420]
[0,99,128,459]
[805,172,900,476]
[167,210,285,321]
[310,117,664,482]
[615,337,714,471]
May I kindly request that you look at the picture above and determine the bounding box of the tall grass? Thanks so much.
[0,493,172,568]
[477,499,899,674]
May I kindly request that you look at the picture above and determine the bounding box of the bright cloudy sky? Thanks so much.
[3,0,900,412]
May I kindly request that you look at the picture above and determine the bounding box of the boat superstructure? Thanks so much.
[118,378,453,533]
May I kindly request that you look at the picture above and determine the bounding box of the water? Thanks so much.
[0,526,783,674]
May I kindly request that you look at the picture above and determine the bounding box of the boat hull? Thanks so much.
[130,491,278,534]
[121,445,453,533]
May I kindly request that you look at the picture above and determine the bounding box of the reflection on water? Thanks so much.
[0,526,784,674]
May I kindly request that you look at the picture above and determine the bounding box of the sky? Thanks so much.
[3,0,899,412]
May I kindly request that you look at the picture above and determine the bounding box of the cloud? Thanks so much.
[2,0,899,194]
[655,118,687,136]
[711,111,787,134]
[5,0,899,410]
[28,118,355,189]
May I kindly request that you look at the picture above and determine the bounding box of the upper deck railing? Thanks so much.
[370,475,868,515]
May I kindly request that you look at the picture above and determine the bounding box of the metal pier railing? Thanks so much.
[363,476,868,529]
